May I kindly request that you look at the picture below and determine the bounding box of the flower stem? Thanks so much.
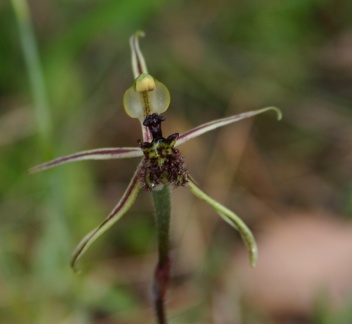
[151,186,171,324]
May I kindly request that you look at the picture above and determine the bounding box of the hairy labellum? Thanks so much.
[139,114,188,191]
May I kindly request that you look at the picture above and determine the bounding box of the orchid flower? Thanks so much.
[33,34,282,322]
[32,31,281,322]
[31,32,281,273]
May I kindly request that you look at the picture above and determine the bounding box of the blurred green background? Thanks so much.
[2,0,352,323]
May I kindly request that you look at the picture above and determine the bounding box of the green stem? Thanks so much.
[152,186,171,260]
[151,185,172,324]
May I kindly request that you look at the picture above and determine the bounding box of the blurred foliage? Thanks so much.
[1,0,352,322]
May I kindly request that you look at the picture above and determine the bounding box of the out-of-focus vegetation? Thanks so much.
[2,0,352,323]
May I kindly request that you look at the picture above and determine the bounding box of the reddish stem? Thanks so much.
[153,256,171,324]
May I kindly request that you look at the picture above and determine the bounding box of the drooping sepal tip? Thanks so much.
[186,179,258,268]
[249,240,258,268]
[267,106,282,121]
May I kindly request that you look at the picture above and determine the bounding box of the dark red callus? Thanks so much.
[143,113,165,140]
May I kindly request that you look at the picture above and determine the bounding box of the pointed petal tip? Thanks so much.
[70,255,83,274]
[70,242,85,273]
[28,164,51,174]
[70,264,81,274]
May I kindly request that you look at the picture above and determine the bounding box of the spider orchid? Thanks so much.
[31,32,281,274]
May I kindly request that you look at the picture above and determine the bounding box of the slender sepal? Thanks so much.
[187,178,258,267]
[71,164,143,271]
[176,107,281,147]
[30,147,143,173]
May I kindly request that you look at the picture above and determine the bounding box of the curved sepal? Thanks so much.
[71,164,142,271]
[29,147,143,173]
[176,107,281,147]
[187,178,258,267]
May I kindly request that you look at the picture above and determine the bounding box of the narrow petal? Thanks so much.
[187,178,258,267]
[176,107,281,147]
[30,147,143,173]
[71,163,143,271]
